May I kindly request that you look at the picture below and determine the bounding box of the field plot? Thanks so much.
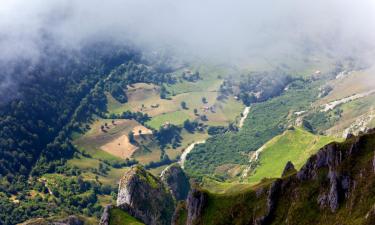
[100,134,138,159]
[73,119,146,161]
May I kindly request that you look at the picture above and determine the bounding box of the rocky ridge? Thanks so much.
[175,129,375,225]
[101,164,192,225]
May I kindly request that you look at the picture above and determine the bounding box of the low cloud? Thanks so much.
[0,0,375,96]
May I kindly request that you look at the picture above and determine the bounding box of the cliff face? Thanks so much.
[160,164,191,201]
[116,165,175,225]
[177,129,375,225]
[185,189,208,225]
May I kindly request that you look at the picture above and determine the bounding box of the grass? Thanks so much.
[132,143,162,164]
[106,93,132,114]
[201,177,253,195]
[247,127,341,184]
[67,157,101,170]
[145,111,190,129]
[109,208,144,225]
[67,153,130,187]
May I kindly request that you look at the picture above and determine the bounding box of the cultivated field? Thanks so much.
[73,119,146,161]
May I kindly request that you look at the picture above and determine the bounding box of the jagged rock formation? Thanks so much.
[296,138,357,212]
[116,165,175,225]
[255,179,282,225]
[185,189,208,225]
[160,164,191,201]
[281,161,296,177]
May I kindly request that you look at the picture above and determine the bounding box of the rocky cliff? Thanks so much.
[116,165,175,225]
[160,164,191,201]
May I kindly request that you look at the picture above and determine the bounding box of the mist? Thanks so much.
[1,0,375,97]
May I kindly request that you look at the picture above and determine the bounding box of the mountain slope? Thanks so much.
[175,129,375,225]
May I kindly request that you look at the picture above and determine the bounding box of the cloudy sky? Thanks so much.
[0,0,375,62]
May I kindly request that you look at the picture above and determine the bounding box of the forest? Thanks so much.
[0,42,179,224]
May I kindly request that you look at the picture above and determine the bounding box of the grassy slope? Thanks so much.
[109,208,144,225]
[248,127,341,184]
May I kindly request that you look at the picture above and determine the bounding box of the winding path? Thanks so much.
[321,89,375,112]
[172,106,249,171]
[179,140,206,169]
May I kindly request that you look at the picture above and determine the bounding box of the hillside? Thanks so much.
[2,50,375,225]
[2,1,375,225]
[173,129,375,225]
[247,127,341,184]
